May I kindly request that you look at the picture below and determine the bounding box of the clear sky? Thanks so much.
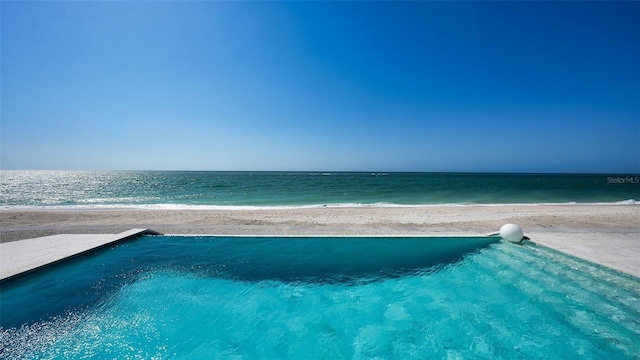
[1,1,639,173]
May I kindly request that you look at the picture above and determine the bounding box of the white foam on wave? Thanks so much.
[0,199,637,211]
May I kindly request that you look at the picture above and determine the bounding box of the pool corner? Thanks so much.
[0,228,163,283]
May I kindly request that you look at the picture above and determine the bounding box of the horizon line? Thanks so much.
[3,169,639,176]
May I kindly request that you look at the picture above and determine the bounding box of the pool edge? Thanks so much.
[0,228,163,284]
[3,230,637,283]
[528,232,640,279]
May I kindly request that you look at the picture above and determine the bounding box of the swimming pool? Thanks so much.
[1,235,639,359]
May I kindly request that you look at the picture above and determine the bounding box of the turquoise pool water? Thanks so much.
[1,236,639,359]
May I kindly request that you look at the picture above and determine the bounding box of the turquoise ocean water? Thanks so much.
[1,171,638,207]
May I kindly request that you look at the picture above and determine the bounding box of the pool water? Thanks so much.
[1,236,639,359]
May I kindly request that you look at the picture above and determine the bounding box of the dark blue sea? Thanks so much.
[1,171,638,208]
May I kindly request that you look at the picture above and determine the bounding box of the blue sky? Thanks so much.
[2,1,638,173]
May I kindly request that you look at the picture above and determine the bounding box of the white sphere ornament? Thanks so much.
[500,224,524,243]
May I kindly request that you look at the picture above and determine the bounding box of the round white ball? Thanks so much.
[500,224,524,243]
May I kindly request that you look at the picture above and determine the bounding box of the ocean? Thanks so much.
[0,171,638,208]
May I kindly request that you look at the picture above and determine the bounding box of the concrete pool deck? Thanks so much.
[1,229,638,282]
[0,229,161,282]
[527,232,640,278]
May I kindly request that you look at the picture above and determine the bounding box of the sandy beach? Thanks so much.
[1,205,638,242]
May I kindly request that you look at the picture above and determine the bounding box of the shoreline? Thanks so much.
[1,199,637,211]
[1,204,638,243]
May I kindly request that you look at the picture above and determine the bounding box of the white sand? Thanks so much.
[1,205,638,241]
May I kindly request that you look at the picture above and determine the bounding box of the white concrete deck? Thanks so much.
[529,232,640,278]
[0,229,160,282]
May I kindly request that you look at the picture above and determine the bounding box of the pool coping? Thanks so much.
[0,229,162,283]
